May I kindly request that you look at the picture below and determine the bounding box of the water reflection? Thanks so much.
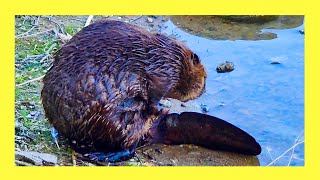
[170,16,304,40]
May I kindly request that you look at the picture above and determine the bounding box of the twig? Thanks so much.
[20,54,43,61]
[134,152,143,165]
[43,16,65,35]
[267,140,304,166]
[266,147,274,162]
[130,15,143,22]
[34,16,40,26]
[15,26,36,38]
[16,75,45,87]
[85,15,94,27]
[15,160,34,166]
[70,17,87,22]
[72,150,77,166]
[15,28,54,39]
[287,130,304,166]
[16,43,56,87]
[39,43,57,63]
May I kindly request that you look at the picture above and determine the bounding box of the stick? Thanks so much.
[267,140,304,166]
[72,150,77,166]
[15,160,34,166]
[287,130,304,166]
[39,43,57,63]
[130,15,143,22]
[43,16,65,35]
[266,147,274,161]
[16,43,56,87]
[20,54,43,60]
[15,28,54,39]
[85,15,94,27]
[16,75,45,87]
[15,26,36,38]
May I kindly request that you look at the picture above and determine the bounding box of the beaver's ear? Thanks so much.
[192,53,200,65]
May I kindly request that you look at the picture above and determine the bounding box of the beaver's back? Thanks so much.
[41,20,197,152]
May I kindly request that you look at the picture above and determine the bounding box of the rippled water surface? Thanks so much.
[162,16,304,166]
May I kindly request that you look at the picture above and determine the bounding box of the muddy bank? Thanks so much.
[170,15,303,40]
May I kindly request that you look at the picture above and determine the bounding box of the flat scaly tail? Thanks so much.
[150,112,261,156]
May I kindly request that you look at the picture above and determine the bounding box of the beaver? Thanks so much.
[41,20,261,162]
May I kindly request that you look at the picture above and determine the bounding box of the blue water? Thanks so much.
[162,20,304,166]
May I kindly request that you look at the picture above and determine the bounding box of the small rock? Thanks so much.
[15,121,23,129]
[154,148,164,154]
[216,61,235,73]
[270,61,281,64]
[200,104,209,112]
[299,29,304,35]
[15,150,58,166]
[159,99,172,108]
[29,111,38,116]
[26,114,32,119]
[147,17,154,23]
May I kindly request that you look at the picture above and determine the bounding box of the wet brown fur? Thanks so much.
[41,20,206,153]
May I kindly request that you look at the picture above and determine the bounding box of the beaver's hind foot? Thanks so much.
[83,150,134,163]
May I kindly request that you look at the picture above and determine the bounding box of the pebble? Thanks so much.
[200,104,209,112]
[216,61,235,73]
[270,61,281,64]
[159,99,172,108]
[154,148,164,154]
[299,29,304,35]
[147,17,154,23]
[29,111,38,116]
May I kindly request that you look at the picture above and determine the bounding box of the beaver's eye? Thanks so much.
[192,54,200,65]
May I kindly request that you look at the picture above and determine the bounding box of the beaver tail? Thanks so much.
[150,112,261,156]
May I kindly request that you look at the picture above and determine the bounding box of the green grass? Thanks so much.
[15,38,58,59]
[65,24,81,36]
[14,16,147,166]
